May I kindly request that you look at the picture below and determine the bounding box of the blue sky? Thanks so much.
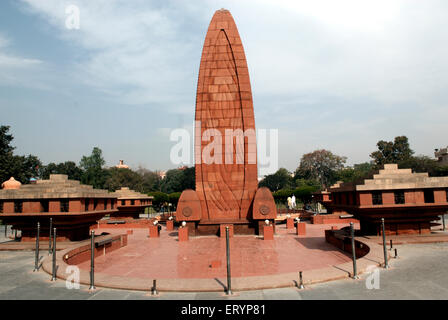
[1,0,447,175]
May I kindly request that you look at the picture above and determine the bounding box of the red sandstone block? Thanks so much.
[166,220,174,231]
[415,191,425,204]
[405,191,415,204]
[178,227,189,242]
[286,218,294,230]
[3,201,13,213]
[49,201,59,212]
[434,190,446,203]
[210,260,222,268]
[297,223,306,236]
[149,225,159,238]
[127,230,133,235]
[263,225,274,240]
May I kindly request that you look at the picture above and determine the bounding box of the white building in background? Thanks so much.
[115,160,130,169]
[435,147,448,165]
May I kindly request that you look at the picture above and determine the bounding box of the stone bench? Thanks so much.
[95,238,114,247]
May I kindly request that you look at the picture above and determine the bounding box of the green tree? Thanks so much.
[432,165,448,177]
[148,191,169,211]
[104,167,144,192]
[336,162,375,183]
[160,167,195,193]
[398,155,437,174]
[40,161,83,180]
[0,126,42,184]
[258,168,294,192]
[160,169,184,193]
[0,125,15,183]
[295,149,347,188]
[168,192,181,209]
[272,185,320,206]
[0,125,14,155]
[79,147,108,189]
[370,136,414,167]
[136,167,162,192]
[181,167,195,190]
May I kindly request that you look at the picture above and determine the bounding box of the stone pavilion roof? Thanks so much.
[112,187,153,200]
[0,174,115,200]
[329,164,448,192]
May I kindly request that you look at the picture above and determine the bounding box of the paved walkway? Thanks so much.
[77,224,353,280]
[2,241,448,299]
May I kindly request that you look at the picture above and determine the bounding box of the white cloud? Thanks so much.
[0,32,45,88]
[19,0,208,106]
[0,33,42,67]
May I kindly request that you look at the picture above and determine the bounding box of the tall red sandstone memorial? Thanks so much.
[175,9,276,236]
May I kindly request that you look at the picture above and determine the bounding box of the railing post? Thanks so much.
[298,271,304,289]
[34,222,40,272]
[443,214,446,231]
[225,226,232,295]
[48,218,52,255]
[51,227,57,281]
[152,279,158,295]
[89,230,95,290]
[350,222,358,279]
[381,218,389,269]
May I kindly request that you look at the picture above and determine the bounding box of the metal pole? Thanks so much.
[394,248,398,259]
[350,222,358,279]
[381,218,389,269]
[298,271,304,289]
[4,224,6,237]
[51,227,57,281]
[48,218,52,255]
[152,279,158,295]
[34,222,40,271]
[443,214,446,231]
[14,229,17,240]
[225,226,232,295]
[89,230,95,290]
[390,239,393,251]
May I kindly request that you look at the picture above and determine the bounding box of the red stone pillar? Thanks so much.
[149,225,159,238]
[286,218,294,229]
[264,225,274,240]
[297,222,306,236]
[166,220,174,231]
[178,227,189,242]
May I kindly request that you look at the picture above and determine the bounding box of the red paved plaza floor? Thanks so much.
[77,222,355,280]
